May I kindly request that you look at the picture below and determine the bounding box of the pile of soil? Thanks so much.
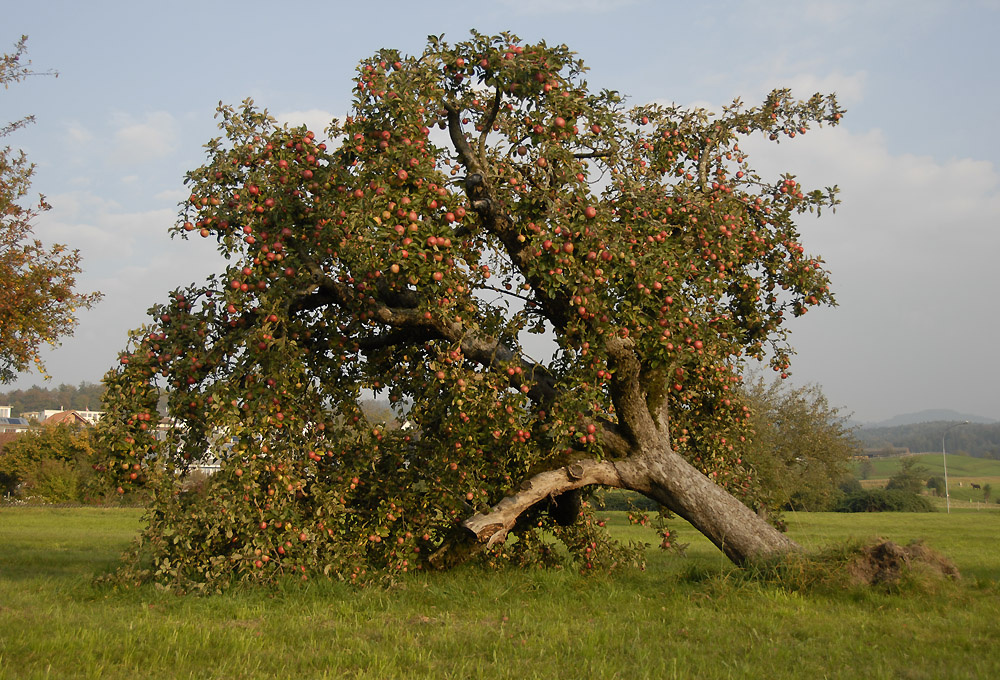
[846,539,960,586]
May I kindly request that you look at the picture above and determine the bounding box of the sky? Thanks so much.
[3,0,999,424]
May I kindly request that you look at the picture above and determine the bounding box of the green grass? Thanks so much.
[855,453,1000,506]
[1,506,999,679]
[857,452,1000,480]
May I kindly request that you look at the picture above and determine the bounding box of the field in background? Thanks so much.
[856,452,1000,479]
[854,453,1000,504]
[0,506,998,679]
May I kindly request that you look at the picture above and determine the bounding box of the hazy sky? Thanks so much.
[4,0,998,423]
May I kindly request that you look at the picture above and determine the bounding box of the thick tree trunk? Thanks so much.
[613,443,797,565]
[432,441,797,569]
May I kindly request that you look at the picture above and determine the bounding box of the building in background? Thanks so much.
[20,409,103,426]
[0,406,30,433]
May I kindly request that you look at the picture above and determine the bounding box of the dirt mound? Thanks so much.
[847,539,960,587]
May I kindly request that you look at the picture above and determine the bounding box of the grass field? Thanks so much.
[856,452,1000,480]
[855,453,1000,506]
[1,506,999,679]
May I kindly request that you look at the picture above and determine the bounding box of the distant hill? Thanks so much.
[865,410,997,428]
[855,420,1000,460]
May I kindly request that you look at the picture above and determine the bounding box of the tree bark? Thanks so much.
[612,443,798,565]
[434,439,797,569]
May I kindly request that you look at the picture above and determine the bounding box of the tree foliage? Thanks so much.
[833,489,934,513]
[0,36,102,384]
[740,376,858,512]
[0,423,99,501]
[858,456,874,480]
[97,32,844,589]
[885,456,929,495]
[0,381,106,417]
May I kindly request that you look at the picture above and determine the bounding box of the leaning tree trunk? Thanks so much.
[612,443,797,564]
[430,436,797,569]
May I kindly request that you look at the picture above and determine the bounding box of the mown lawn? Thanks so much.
[0,506,998,679]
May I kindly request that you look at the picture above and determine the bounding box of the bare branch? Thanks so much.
[477,84,503,159]
[443,101,485,176]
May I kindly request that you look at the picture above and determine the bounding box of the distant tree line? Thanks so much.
[855,421,1000,460]
[0,382,106,418]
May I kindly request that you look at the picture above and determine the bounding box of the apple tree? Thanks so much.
[0,36,102,384]
[97,32,843,588]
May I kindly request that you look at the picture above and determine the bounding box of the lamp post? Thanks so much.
[942,420,969,513]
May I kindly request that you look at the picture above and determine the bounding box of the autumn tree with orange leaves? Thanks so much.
[0,36,101,383]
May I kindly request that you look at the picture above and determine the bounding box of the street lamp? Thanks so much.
[942,420,970,513]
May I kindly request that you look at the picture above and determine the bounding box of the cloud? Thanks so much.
[65,122,94,145]
[154,188,189,203]
[110,112,179,165]
[798,1,854,24]
[10,196,225,390]
[30,190,176,264]
[739,123,1000,419]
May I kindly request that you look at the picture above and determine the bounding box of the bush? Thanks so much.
[785,487,837,512]
[27,458,83,503]
[838,477,863,494]
[740,377,858,516]
[926,476,946,496]
[885,457,929,495]
[833,489,935,513]
[0,424,100,503]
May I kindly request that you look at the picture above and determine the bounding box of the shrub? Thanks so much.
[885,457,929,495]
[833,489,935,513]
[838,476,863,494]
[926,476,945,496]
[0,424,100,503]
[26,458,82,503]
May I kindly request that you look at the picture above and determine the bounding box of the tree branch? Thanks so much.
[443,101,573,335]
[604,336,659,446]
[428,457,625,568]
[477,85,503,159]
[443,101,485,177]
